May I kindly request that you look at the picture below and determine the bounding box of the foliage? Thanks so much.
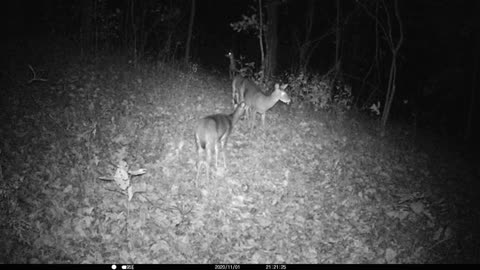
[230,6,262,34]
[285,71,353,116]
[230,3,267,79]
[233,54,256,78]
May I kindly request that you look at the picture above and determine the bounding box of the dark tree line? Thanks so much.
[3,0,478,139]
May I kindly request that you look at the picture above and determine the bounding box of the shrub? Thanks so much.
[284,71,353,116]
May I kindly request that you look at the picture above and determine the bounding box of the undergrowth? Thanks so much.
[0,45,478,263]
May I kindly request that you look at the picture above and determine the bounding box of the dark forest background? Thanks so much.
[2,0,479,142]
[1,0,480,264]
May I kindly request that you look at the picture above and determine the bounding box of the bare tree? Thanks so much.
[359,0,404,133]
[264,0,280,80]
[230,0,283,81]
[380,0,403,132]
[130,0,137,67]
[334,0,341,71]
[258,0,265,78]
[292,0,333,74]
[185,0,196,64]
[465,34,478,140]
[360,0,382,108]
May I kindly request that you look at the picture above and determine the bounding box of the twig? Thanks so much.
[27,65,48,84]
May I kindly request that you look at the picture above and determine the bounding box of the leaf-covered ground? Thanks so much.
[1,54,479,263]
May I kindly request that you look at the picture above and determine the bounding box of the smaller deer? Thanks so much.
[242,79,291,131]
[226,51,239,80]
[194,102,246,185]
[231,75,246,109]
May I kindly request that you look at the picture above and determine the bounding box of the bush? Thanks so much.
[284,71,353,116]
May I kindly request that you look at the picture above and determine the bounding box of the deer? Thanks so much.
[231,75,246,109]
[194,102,246,184]
[226,51,239,80]
[240,78,290,131]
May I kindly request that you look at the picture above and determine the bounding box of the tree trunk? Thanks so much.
[298,0,314,73]
[380,0,403,133]
[138,2,148,59]
[335,0,341,67]
[265,0,280,80]
[80,0,94,55]
[185,0,196,64]
[258,0,265,79]
[330,0,342,101]
[381,55,397,129]
[465,33,478,141]
[130,0,137,68]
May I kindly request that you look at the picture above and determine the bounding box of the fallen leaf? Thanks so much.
[410,202,424,214]
[256,216,272,227]
[433,227,443,241]
[385,248,397,263]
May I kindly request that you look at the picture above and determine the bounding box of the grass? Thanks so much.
[0,43,478,263]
